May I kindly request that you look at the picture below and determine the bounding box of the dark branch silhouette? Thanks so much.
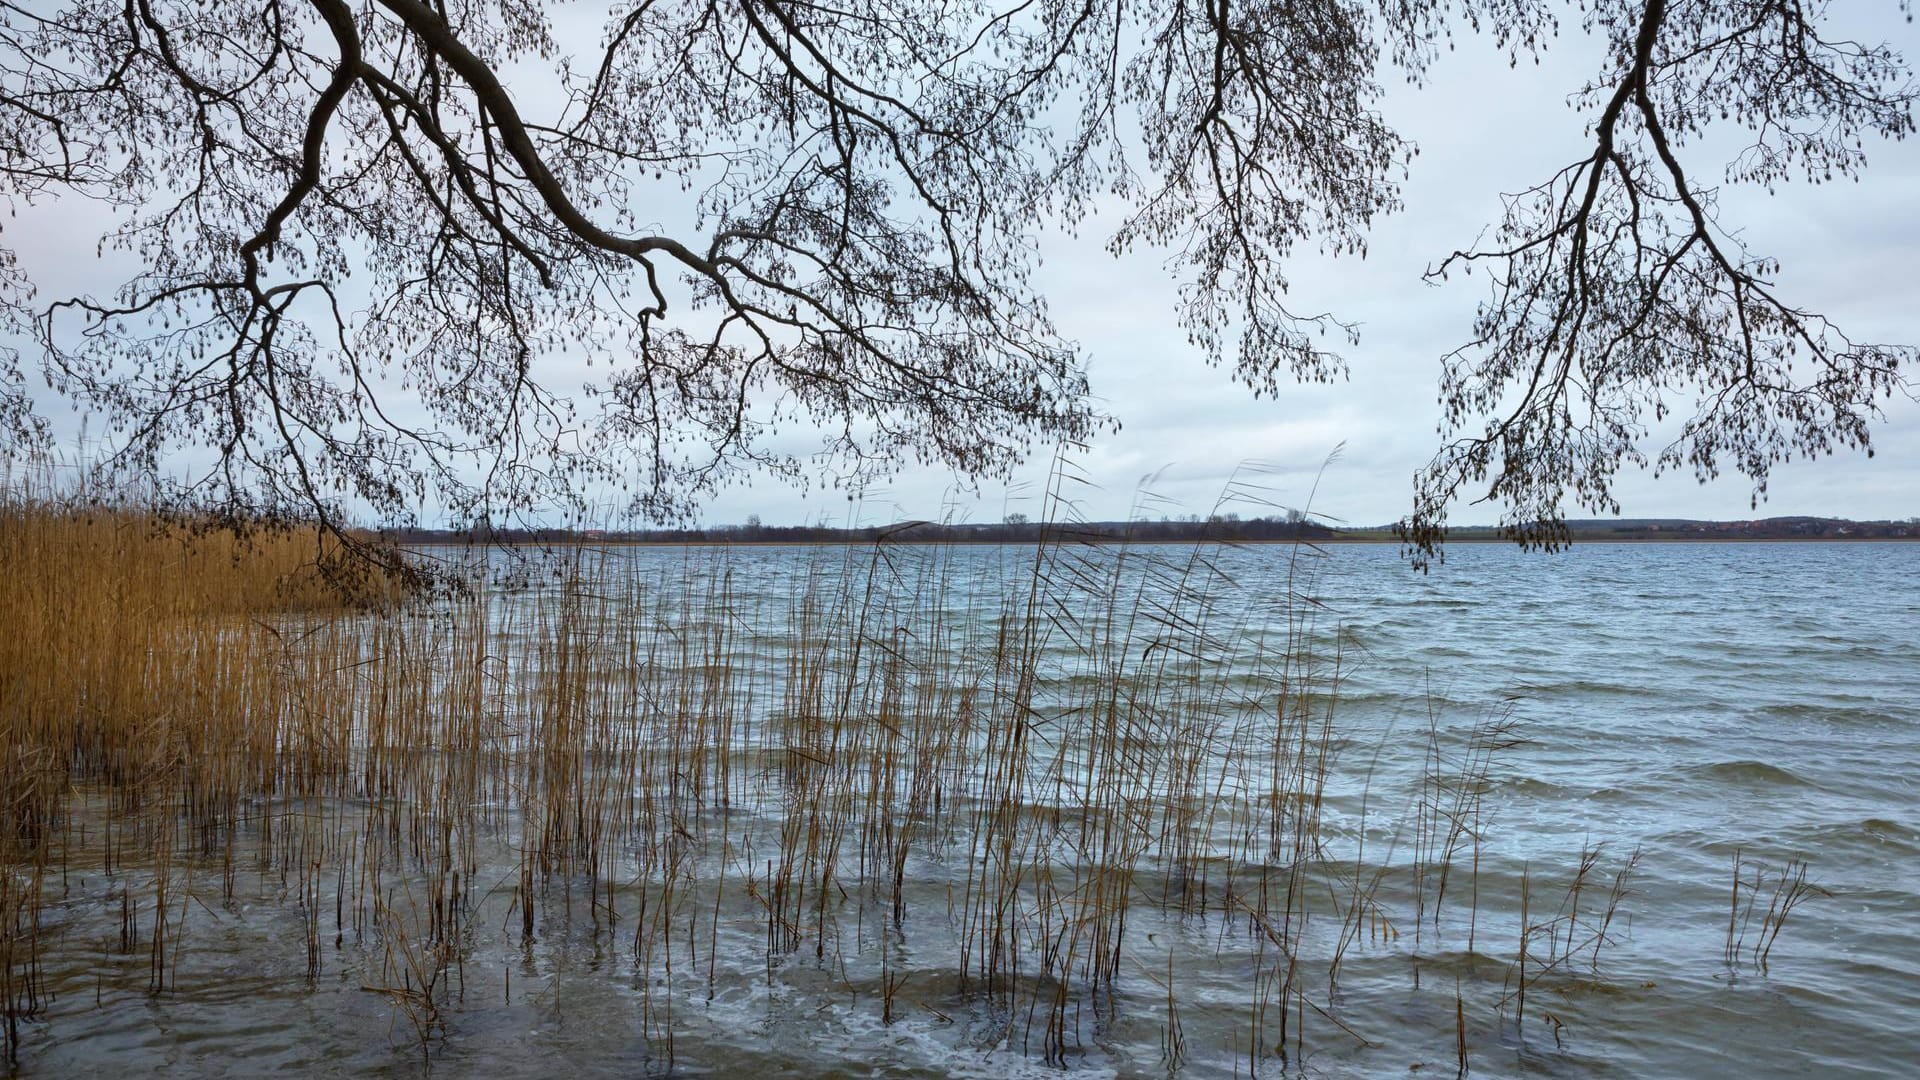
[1404,0,1917,565]
[0,1,1909,565]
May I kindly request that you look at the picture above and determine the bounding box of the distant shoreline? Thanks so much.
[384,513,1916,549]
[399,534,1919,548]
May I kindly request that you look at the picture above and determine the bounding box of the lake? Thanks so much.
[14,540,1918,1077]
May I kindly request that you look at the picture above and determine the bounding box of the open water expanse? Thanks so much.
[15,540,1919,1077]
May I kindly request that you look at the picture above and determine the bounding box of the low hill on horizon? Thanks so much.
[1338,515,1917,541]
[382,513,1917,546]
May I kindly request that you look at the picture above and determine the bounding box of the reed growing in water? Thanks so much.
[0,475,1822,1072]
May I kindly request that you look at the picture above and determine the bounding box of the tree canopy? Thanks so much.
[0,0,1912,559]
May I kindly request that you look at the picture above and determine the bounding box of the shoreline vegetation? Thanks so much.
[386,514,1920,548]
[0,491,1848,1072]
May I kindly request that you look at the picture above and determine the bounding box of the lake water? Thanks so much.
[15,540,1919,1077]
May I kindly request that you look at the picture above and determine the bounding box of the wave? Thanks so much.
[1783,817,1920,856]
[1679,759,1813,789]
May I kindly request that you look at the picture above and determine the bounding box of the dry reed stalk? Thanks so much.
[0,473,1789,1074]
[1725,853,1829,972]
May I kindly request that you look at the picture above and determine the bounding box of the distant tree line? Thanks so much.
[1399,517,1919,542]
[381,514,1341,547]
[379,513,1918,547]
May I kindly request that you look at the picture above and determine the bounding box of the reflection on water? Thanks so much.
[11,540,1920,1077]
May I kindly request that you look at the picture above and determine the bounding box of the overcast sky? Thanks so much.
[696,12,1920,530]
[10,7,1917,530]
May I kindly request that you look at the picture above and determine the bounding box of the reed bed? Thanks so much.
[0,481,1825,1073]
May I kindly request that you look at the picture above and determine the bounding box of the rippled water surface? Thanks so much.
[19,540,1920,1077]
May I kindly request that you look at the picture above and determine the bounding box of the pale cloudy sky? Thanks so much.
[9,7,1917,530]
[698,11,1920,530]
